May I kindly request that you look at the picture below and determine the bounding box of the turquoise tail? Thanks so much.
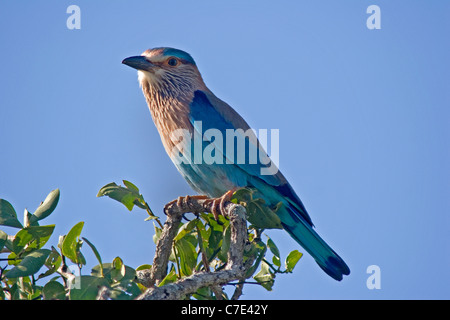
[278,205,350,281]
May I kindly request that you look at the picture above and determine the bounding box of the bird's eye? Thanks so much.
[167,58,178,66]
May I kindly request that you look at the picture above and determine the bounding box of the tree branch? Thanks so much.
[137,196,251,300]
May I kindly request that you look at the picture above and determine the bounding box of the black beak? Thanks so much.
[122,56,155,71]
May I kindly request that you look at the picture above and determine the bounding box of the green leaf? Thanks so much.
[220,225,231,259]
[12,225,55,254]
[152,222,162,244]
[158,267,177,287]
[208,229,223,253]
[285,250,303,272]
[29,286,43,300]
[29,189,60,224]
[97,182,146,211]
[174,219,197,241]
[62,221,84,264]
[244,241,267,278]
[0,199,23,228]
[111,257,126,282]
[82,237,103,276]
[76,244,86,266]
[7,251,19,266]
[43,281,66,300]
[136,264,152,271]
[38,248,62,280]
[175,238,197,276]
[201,213,224,232]
[6,249,51,278]
[246,199,283,229]
[233,189,283,229]
[253,261,275,291]
[0,230,7,251]
[193,286,214,300]
[68,276,109,300]
[91,263,136,283]
[267,237,280,258]
[272,255,281,267]
[231,188,253,204]
[122,180,139,193]
[195,219,209,242]
[108,281,141,300]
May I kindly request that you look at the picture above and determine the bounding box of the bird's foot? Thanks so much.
[164,191,235,220]
[164,195,209,215]
[204,190,235,220]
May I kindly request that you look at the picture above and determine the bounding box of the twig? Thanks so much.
[172,245,182,279]
[144,201,164,229]
[231,282,244,300]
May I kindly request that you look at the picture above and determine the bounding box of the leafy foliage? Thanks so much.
[0,182,302,300]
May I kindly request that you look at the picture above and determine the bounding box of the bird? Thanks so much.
[122,47,350,281]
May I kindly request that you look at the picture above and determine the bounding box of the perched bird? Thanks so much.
[122,47,350,281]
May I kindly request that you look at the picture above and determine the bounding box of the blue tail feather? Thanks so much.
[279,204,350,281]
[248,178,350,281]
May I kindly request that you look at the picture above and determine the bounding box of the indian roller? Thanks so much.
[122,47,350,281]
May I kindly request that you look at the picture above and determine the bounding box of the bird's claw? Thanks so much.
[164,195,209,215]
[164,191,234,220]
[204,190,235,220]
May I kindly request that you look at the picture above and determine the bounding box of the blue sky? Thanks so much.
[1,1,449,299]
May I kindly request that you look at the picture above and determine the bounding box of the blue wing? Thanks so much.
[187,90,312,225]
[181,90,350,281]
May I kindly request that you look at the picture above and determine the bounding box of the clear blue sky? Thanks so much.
[1,1,449,299]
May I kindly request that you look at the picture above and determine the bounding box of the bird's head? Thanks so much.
[122,47,205,98]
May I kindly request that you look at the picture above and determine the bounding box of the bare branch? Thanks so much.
[146,208,183,287]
